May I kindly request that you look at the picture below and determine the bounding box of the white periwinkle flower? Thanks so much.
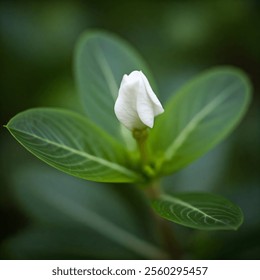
[114,70,164,131]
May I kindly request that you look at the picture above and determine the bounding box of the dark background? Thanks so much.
[1,0,260,259]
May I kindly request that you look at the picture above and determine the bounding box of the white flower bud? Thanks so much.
[114,71,164,131]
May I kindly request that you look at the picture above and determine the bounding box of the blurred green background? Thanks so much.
[1,0,260,259]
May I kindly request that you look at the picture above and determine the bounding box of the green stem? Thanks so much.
[132,128,149,166]
[132,129,182,258]
[145,180,183,259]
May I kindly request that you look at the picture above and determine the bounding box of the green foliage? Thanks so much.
[6,108,142,183]
[153,193,243,230]
[149,67,251,176]
[5,30,252,231]
[4,166,166,259]
[74,30,154,145]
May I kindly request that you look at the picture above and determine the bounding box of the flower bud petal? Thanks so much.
[114,71,164,131]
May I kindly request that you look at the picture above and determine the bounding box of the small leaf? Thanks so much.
[149,67,251,175]
[6,108,142,182]
[153,192,243,230]
[74,30,155,144]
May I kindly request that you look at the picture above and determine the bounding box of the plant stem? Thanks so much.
[145,180,183,259]
[133,129,182,258]
[157,216,183,259]
[132,128,149,166]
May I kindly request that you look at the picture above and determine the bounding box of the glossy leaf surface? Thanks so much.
[6,108,142,182]
[153,192,243,230]
[149,67,251,175]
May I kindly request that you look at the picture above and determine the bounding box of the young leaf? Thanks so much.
[152,192,243,230]
[6,108,142,183]
[74,30,155,144]
[149,67,251,176]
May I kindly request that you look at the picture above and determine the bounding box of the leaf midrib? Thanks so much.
[94,44,118,100]
[165,83,239,160]
[8,126,139,179]
[161,194,231,226]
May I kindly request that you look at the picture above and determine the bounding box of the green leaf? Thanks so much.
[149,67,251,176]
[6,165,166,259]
[3,227,148,259]
[6,108,142,183]
[153,192,243,230]
[74,30,155,144]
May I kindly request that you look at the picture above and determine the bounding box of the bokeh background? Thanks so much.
[1,0,259,259]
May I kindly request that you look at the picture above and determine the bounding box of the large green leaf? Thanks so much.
[153,192,243,230]
[6,108,142,182]
[149,67,251,176]
[5,165,166,259]
[3,227,146,259]
[74,30,155,144]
